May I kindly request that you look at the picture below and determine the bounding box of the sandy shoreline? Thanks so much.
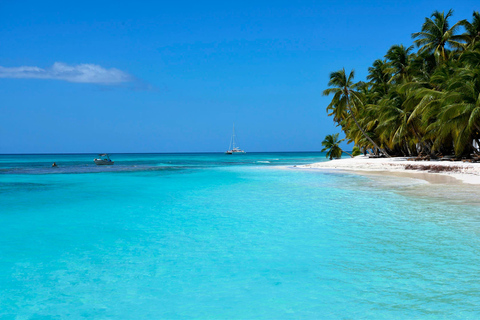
[298,155,480,185]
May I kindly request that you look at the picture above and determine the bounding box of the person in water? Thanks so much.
[52,162,57,167]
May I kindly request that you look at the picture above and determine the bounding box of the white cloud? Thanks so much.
[0,62,132,84]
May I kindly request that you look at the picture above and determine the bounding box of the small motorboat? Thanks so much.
[94,154,114,165]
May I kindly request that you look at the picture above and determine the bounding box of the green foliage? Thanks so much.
[321,133,344,160]
[323,69,390,156]
[352,146,362,157]
[412,10,467,64]
[323,9,480,158]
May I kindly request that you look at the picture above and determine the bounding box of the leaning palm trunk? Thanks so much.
[347,103,391,157]
[342,150,354,158]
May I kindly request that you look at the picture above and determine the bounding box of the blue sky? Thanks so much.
[0,0,478,153]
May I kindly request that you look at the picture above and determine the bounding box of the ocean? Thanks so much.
[1,153,480,319]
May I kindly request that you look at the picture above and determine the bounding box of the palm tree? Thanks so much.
[431,67,480,156]
[321,133,353,159]
[460,42,480,69]
[323,68,390,156]
[371,89,426,156]
[367,59,392,96]
[412,9,467,63]
[320,10,480,159]
[463,11,480,46]
[385,44,414,83]
[408,50,437,82]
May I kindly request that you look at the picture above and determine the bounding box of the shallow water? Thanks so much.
[1,153,480,319]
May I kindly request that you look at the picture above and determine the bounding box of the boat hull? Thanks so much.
[94,159,114,165]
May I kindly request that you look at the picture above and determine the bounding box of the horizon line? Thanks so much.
[0,150,332,156]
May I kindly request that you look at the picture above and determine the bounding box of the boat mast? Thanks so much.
[232,123,236,150]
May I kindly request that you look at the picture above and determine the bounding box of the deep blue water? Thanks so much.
[1,153,480,319]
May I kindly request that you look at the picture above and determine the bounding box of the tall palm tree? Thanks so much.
[323,68,390,156]
[412,9,467,63]
[321,133,352,159]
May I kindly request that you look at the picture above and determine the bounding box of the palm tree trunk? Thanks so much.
[405,143,412,157]
[411,125,431,154]
[342,150,354,158]
[347,105,391,157]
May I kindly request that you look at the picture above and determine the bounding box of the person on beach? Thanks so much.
[52,162,57,167]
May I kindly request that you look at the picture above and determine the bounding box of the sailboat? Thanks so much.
[225,124,246,154]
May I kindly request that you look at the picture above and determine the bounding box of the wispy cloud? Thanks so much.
[0,62,132,85]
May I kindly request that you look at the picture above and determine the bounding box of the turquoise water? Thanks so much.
[1,153,480,319]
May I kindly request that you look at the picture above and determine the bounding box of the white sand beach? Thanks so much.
[299,155,480,185]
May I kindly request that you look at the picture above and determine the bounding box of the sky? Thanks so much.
[0,0,478,153]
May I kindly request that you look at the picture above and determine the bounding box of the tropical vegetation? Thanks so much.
[321,133,351,159]
[323,10,480,159]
